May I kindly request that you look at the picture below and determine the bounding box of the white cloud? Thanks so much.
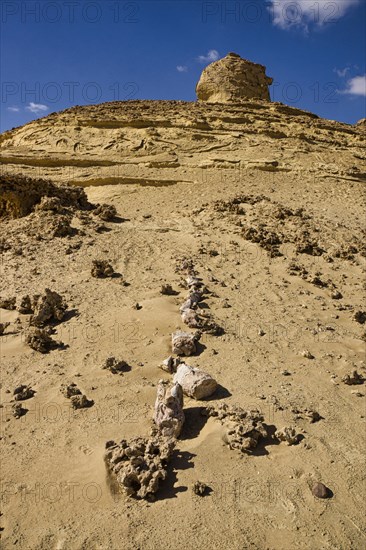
[176,65,188,73]
[197,49,219,64]
[268,0,359,30]
[7,106,20,112]
[26,102,49,114]
[334,67,350,78]
[341,75,366,96]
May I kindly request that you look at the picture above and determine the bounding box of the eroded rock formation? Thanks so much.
[196,52,273,103]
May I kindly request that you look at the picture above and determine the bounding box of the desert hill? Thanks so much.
[0,54,365,550]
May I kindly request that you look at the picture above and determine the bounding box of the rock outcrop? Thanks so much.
[196,52,273,103]
[0,174,90,219]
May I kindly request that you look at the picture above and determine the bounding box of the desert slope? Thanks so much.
[0,94,365,550]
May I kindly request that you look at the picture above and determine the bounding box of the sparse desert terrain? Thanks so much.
[0,62,365,549]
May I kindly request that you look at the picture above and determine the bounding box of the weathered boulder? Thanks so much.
[105,435,175,499]
[173,363,217,400]
[196,52,273,103]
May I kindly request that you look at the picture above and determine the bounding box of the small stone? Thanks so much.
[275,426,300,445]
[312,482,331,499]
[93,203,117,221]
[70,394,94,409]
[12,403,27,418]
[0,322,10,336]
[61,383,82,398]
[305,410,321,423]
[160,356,181,374]
[91,260,114,278]
[102,357,131,374]
[192,481,209,496]
[171,331,199,356]
[25,327,59,353]
[0,296,16,310]
[160,284,177,296]
[301,350,314,359]
[353,311,366,324]
[13,385,35,401]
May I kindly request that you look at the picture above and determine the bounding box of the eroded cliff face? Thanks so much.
[0,98,364,190]
[196,52,273,102]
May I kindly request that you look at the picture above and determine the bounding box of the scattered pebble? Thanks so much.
[342,370,364,385]
[102,357,131,374]
[275,426,301,445]
[71,394,94,409]
[192,481,209,496]
[13,385,35,401]
[312,482,332,499]
[160,284,177,296]
[91,260,114,278]
[12,403,27,418]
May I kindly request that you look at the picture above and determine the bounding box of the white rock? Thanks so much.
[173,363,217,400]
[154,380,185,438]
[171,331,198,356]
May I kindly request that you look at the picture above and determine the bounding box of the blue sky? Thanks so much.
[1,0,365,132]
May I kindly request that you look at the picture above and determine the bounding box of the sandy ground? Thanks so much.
[0,100,365,549]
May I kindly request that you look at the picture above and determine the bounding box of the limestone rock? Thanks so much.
[91,259,114,278]
[173,363,217,400]
[60,382,93,408]
[0,296,16,310]
[93,203,117,221]
[160,356,181,374]
[105,435,175,499]
[102,356,131,374]
[192,481,209,496]
[171,330,199,356]
[196,52,273,103]
[0,322,10,336]
[0,173,90,219]
[160,284,177,296]
[275,426,300,445]
[60,383,82,398]
[342,370,364,385]
[12,403,27,418]
[206,403,268,453]
[13,385,35,401]
[30,289,67,327]
[25,327,59,353]
[70,394,94,409]
[154,380,185,438]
